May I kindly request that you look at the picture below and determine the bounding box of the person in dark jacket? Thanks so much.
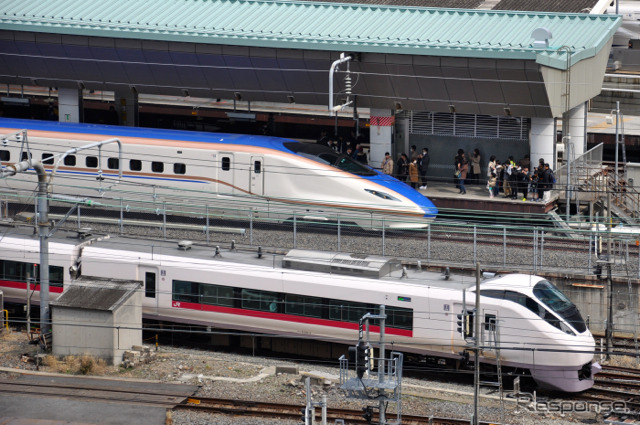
[454,149,465,188]
[396,153,409,182]
[419,148,430,189]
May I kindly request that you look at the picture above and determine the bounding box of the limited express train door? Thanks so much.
[139,266,159,317]
[250,156,264,195]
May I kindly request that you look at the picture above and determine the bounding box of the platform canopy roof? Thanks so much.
[0,0,620,70]
[0,0,622,117]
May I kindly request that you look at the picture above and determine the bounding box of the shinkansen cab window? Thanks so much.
[222,157,230,171]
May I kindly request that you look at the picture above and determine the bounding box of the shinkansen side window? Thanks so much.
[174,163,186,174]
[151,161,164,173]
[64,155,76,166]
[254,161,261,173]
[145,272,156,298]
[0,150,9,161]
[21,152,32,161]
[42,153,54,165]
[221,157,230,171]
[107,158,119,170]
[86,156,98,168]
[129,159,142,171]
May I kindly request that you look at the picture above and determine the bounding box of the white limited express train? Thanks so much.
[0,231,598,393]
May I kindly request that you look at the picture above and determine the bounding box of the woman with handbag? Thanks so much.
[458,158,469,195]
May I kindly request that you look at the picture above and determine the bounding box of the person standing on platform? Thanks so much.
[397,153,409,182]
[458,158,469,194]
[409,158,419,188]
[381,152,394,175]
[470,148,481,184]
[419,148,430,189]
[410,145,419,162]
[487,171,497,199]
[454,149,465,189]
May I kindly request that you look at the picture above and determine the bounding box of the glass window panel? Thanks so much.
[152,161,164,173]
[172,280,198,303]
[107,157,119,170]
[49,266,64,287]
[129,159,142,171]
[217,286,235,307]
[222,157,230,171]
[145,272,156,298]
[0,150,9,161]
[42,153,54,165]
[86,156,98,168]
[174,163,186,174]
[285,294,305,316]
[64,155,76,166]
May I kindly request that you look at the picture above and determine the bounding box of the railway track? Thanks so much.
[177,396,491,425]
[579,365,640,412]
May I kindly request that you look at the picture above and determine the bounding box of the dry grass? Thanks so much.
[44,354,108,375]
[607,355,640,369]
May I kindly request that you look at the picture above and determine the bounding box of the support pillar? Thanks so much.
[530,117,556,168]
[566,102,587,158]
[369,109,394,170]
[57,87,82,123]
[114,88,139,127]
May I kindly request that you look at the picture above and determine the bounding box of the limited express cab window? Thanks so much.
[533,280,587,333]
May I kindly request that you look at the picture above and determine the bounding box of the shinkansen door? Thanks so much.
[139,266,159,316]
[219,153,234,195]
[250,156,264,195]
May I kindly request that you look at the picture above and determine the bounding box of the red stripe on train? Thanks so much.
[172,301,412,337]
[0,280,64,293]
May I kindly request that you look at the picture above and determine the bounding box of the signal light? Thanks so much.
[594,263,603,280]
[456,310,474,339]
[300,407,311,424]
[362,406,374,423]
[356,341,368,379]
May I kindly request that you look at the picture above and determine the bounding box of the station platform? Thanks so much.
[416,180,558,216]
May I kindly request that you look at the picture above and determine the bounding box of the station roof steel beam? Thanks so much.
[0,0,622,118]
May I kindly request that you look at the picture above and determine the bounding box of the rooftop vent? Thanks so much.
[532,27,552,49]
[282,249,398,278]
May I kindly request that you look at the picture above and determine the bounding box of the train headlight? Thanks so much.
[365,189,400,202]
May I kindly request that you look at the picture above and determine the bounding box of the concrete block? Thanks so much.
[275,366,299,375]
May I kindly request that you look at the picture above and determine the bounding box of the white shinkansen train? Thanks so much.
[0,231,598,393]
[0,118,437,229]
